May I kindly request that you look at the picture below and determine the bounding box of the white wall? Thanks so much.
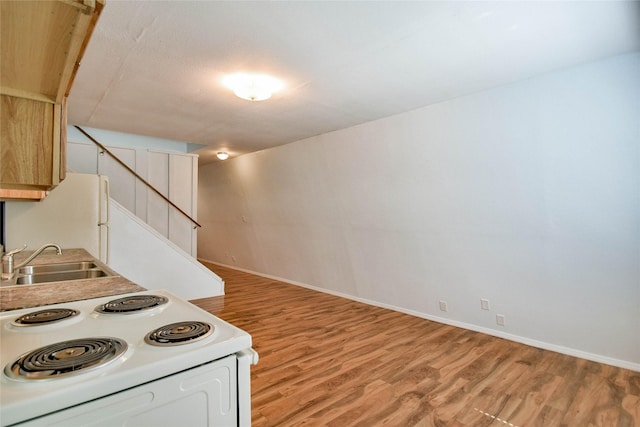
[109,199,224,300]
[198,53,640,370]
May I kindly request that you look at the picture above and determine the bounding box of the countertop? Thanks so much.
[0,248,145,311]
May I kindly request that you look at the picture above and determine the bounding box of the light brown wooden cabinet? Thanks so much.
[0,0,103,198]
[0,96,64,192]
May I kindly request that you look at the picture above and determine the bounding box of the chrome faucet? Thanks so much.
[1,243,62,280]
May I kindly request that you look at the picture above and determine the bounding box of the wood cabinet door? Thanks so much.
[0,95,61,190]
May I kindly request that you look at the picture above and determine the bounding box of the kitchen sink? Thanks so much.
[17,261,99,275]
[16,269,110,285]
[1,260,115,287]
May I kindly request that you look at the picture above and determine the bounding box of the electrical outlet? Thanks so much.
[496,314,506,326]
[438,300,448,312]
[481,299,490,310]
[231,255,237,263]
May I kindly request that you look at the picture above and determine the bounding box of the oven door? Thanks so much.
[12,355,238,427]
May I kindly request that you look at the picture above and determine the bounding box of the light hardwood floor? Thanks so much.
[192,263,639,427]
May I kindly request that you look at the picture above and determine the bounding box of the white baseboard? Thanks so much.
[200,258,640,372]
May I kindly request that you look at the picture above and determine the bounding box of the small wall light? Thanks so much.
[216,152,229,160]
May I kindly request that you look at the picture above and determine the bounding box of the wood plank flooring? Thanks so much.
[191,263,640,427]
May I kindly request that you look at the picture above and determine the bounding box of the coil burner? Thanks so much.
[96,295,168,314]
[5,337,127,380]
[13,308,79,326]
[145,321,214,346]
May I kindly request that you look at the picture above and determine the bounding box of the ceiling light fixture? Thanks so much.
[216,152,229,160]
[223,73,283,101]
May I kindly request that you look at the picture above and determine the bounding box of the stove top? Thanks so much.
[0,289,252,426]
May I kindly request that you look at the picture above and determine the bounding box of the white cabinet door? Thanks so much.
[68,142,137,216]
[169,154,197,255]
[67,142,98,174]
[98,146,137,214]
[147,151,169,238]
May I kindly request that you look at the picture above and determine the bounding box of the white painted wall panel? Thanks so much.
[198,53,640,368]
[109,199,224,300]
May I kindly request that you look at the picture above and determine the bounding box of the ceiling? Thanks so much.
[68,1,640,164]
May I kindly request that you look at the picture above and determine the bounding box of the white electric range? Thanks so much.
[0,289,257,426]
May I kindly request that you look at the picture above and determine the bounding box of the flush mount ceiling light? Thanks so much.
[223,73,283,101]
[216,152,229,160]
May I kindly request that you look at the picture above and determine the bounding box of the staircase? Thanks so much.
[67,126,199,258]
[62,127,222,299]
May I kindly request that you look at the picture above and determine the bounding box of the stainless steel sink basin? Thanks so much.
[1,260,116,287]
[16,269,110,285]
[17,261,99,275]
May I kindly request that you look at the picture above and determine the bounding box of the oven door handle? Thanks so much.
[236,348,258,427]
[237,348,259,365]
